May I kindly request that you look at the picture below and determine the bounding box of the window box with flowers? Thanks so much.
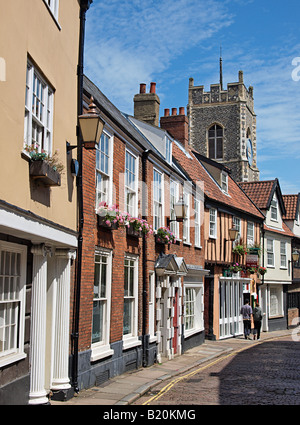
[126,217,153,238]
[155,227,176,245]
[25,145,63,187]
[96,202,127,230]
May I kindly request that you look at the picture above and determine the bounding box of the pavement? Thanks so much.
[50,329,293,406]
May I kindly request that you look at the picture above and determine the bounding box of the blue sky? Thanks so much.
[84,0,300,195]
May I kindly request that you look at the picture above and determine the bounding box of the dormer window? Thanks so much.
[165,136,172,163]
[270,197,278,221]
[208,124,223,160]
[221,171,228,193]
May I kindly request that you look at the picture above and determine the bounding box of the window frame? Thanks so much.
[194,198,201,248]
[233,216,241,245]
[208,124,223,160]
[209,208,217,239]
[95,130,113,210]
[24,60,54,156]
[269,285,284,318]
[247,221,255,247]
[43,0,60,22]
[280,241,287,269]
[91,248,113,362]
[184,283,204,338]
[270,198,278,222]
[123,254,140,349]
[170,179,179,239]
[153,169,164,231]
[182,192,190,244]
[0,241,27,368]
[125,149,138,217]
[266,238,275,267]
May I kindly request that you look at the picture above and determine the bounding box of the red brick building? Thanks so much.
[71,77,207,391]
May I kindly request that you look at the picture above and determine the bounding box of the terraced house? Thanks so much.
[240,180,294,332]
[0,0,94,405]
[72,77,207,392]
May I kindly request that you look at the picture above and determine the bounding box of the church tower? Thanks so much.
[187,67,259,182]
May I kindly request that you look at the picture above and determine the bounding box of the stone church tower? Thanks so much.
[187,68,259,182]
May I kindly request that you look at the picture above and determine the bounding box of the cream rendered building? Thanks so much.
[0,0,86,405]
[240,180,294,333]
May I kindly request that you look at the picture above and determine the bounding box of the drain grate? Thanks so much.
[95,370,110,386]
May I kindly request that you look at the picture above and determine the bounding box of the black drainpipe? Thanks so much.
[71,0,92,393]
[142,150,150,367]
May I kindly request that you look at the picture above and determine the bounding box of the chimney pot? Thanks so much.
[164,108,170,117]
[179,107,185,115]
[172,107,177,116]
[150,82,156,93]
[140,83,146,94]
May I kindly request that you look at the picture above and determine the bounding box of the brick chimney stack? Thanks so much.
[133,82,160,126]
[160,106,189,150]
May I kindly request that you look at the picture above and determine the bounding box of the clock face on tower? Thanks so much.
[246,138,253,166]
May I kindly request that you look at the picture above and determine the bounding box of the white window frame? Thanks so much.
[165,136,172,163]
[209,208,217,239]
[221,171,228,193]
[280,241,287,269]
[247,221,255,247]
[43,0,59,21]
[183,192,190,244]
[153,169,164,231]
[269,285,284,318]
[270,198,278,222]
[125,149,138,217]
[123,254,141,349]
[184,284,204,338]
[24,60,54,156]
[267,238,275,267]
[148,271,156,342]
[170,180,179,239]
[194,198,201,248]
[91,248,113,362]
[95,130,113,209]
[233,216,241,245]
[0,241,27,368]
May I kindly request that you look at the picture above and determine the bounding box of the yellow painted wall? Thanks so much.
[0,0,80,230]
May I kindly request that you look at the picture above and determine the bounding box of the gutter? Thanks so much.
[71,0,92,393]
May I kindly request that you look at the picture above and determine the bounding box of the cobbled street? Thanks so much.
[134,335,300,405]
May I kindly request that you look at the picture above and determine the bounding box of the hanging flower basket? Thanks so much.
[258,266,267,276]
[232,245,247,256]
[96,202,125,230]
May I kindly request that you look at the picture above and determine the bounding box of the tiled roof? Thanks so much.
[283,194,299,220]
[264,222,295,238]
[172,143,264,220]
[238,180,275,210]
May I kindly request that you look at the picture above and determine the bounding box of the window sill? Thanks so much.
[90,344,114,362]
[183,241,192,246]
[0,352,27,368]
[122,336,142,351]
[184,327,204,339]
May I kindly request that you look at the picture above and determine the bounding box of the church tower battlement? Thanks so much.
[188,69,259,182]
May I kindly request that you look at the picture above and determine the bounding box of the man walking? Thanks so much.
[252,302,263,340]
[240,300,253,340]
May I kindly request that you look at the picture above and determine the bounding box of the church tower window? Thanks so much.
[208,124,223,160]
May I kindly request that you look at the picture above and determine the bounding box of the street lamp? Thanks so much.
[227,224,239,242]
[292,250,300,263]
[78,96,105,149]
[167,196,188,225]
[67,96,105,153]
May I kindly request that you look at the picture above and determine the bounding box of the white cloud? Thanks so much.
[84,0,233,111]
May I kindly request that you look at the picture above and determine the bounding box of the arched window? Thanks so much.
[208,124,223,159]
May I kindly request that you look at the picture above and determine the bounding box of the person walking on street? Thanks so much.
[240,300,253,340]
[252,302,263,340]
